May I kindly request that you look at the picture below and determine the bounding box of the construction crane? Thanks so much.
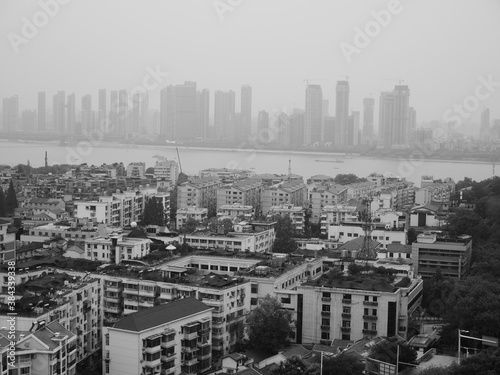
[176,147,183,174]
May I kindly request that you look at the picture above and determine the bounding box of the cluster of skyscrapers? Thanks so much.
[1,81,417,148]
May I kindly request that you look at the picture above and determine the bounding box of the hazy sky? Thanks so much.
[1,0,499,131]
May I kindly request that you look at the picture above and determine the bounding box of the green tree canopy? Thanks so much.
[141,197,166,226]
[311,353,364,375]
[179,217,198,234]
[272,215,298,253]
[0,188,6,217]
[5,180,18,215]
[247,295,294,355]
[269,356,317,375]
[369,337,417,372]
[334,173,368,185]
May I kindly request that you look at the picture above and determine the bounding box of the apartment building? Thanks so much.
[177,178,221,212]
[153,158,179,186]
[297,269,423,343]
[199,168,255,182]
[0,271,102,365]
[411,233,472,279]
[126,162,146,178]
[0,218,16,261]
[345,181,378,200]
[261,180,307,215]
[267,204,305,234]
[1,321,78,375]
[217,204,254,220]
[104,297,212,375]
[84,235,151,264]
[308,185,348,224]
[319,204,359,235]
[217,179,263,216]
[176,207,208,229]
[102,267,251,359]
[327,222,406,250]
[23,197,66,213]
[21,221,111,242]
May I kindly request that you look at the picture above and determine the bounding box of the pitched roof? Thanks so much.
[0,218,10,225]
[338,236,381,252]
[113,297,211,332]
[32,321,75,350]
[386,243,412,254]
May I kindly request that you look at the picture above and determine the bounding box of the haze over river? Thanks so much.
[0,140,494,185]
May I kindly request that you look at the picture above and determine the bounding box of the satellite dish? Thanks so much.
[131,222,137,228]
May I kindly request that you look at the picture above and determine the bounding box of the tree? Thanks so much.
[272,215,298,253]
[0,188,6,217]
[5,180,18,215]
[269,356,318,375]
[179,217,198,234]
[453,347,500,375]
[246,295,294,354]
[141,197,166,226]
[407,228,417,244]
[334,173,367,185]
[145,167,155,174]
[309,353,364,375]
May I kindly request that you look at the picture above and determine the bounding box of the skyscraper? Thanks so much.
[110,90,119,137]
[53,91,66,133]
[304,84,323,144]
[118,89,128,138]
[98,89,107,129]
[409,106,417,137]
[160,87,169,138]
[140,92,149,134]
[164,82,197,140]
[130,92,141,134]
[214,90,235,141]
[240,85,252,141]
[257,110,269,133]
[379,91,394,148]
[21,110,36,132]
[363,97,375,143]
[335,81,350,146]
[2,95,19,132]
[38,91,46,131]
[66,93,76,135]
[82,94,92,133]
[391,85,410,147]
[196,89,210,139]
[347,111,360,146]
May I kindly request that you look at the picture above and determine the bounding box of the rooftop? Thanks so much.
[113,297,211,332]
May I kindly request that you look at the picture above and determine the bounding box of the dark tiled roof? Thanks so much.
[0,218,11,225]
[113,297,211,332]
[338,237,381,252]
[126,228,149,239]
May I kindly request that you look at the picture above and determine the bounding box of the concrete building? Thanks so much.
[21,221,110,243]
[84,235,151,264]
[176,207,208,229]
[298,269,423,343]
[308,185,348,224]
[0,218,16,262]
[177,178,221,213]
[335,81,350,147]
[217,203,254,220]
[153,158,179,186]
[126,162,146,178]
[327,222,406,250]
[304,84,323,145]
[104,297,212,375]
[411,233,472,279]
[217,180,263,216]
[261,180,308,215]
[214,90,236,141]
[409,204,445,228]
[199,168,255,182]
[345,181,378,200]
[267,204,305,234]
[319,204,359,235]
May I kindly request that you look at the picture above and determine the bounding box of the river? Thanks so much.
[0,140,494,185]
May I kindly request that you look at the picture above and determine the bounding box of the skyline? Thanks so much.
[1,0,499,129]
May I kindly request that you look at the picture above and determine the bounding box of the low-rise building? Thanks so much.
[126,162,146,178]
[177,207,209,229]
[327,222,406,250]
[411,233,472,279]
[0,218,16,261]
[84,235,151,264]
[267,204,305,234]
[409,204,446,228]
[217,180,263,216]
[217,203,254,220]
[21,221,111,243]
[309,185,348,224]
[260,180,307,215]
[177,178,221,213]
[153,158,179,185]
[320,204,359,235]
[104,297,213,375]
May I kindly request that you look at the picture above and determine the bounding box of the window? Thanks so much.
[364,322,368,329]
[322,304,330,312]
[364,296,369,301]
[342,320,350,328]
[251,284,258,294]
[371,323,377,331]
[342,334,351,340]
[372,309,377,316]
[105,334,109,345]
[364,308,369,315]
[321,331,330,340]
[373,296,378,302]
[343,306,351,314]
[321,318,330,326]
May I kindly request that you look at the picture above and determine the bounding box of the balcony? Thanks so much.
[144,346,161,355]
[103,306,120,313]
[363,315,378,321]
[202,298,223,306]
[342,299,352,304]
[320,325,330,330]
[321,297,331,302]
[399,314,407,319]
[198,327,211,336]
[362,329,377,335]
[161,353,176,362]
[161,368,176,375]
[105,285,121,293]
[139,299,155,308]
[104,295,120,303]
[341,313,351,318]
[161,340,175,349]
[182,356,198,367]
[321,311,330,316]
[363,301,378,306]
[341,326,351,332]
[143,357,161,368]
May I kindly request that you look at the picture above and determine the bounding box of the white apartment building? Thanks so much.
[153,158,179,185]
[84,235,151,264]
[0,218,16,262]
[327,223,406,250]
[320,204,359,235]
[217,203,254,220]
[176,207,208,229]
[267,204,305,234]
[126,162,146,178]
[104,297,213,375]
